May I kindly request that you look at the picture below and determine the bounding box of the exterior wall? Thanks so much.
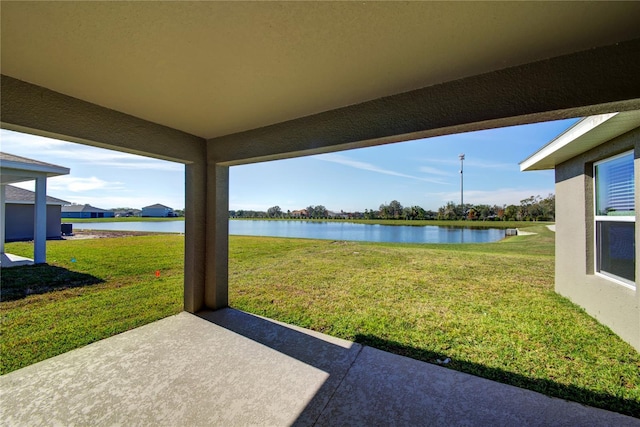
[142,207,173,217]
[555,128,640,351]
[61,211,114,218]
[61,212,87,218]
[5,204,62,241]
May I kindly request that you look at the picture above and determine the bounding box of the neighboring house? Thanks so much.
[113,209,141,217]
[4,185,70,241]
[521,111,640,352]
[141,204,175,217]
[62,204,115,218]
[290,209,307,218]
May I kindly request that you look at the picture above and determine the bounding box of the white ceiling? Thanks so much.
[2,2,640,139]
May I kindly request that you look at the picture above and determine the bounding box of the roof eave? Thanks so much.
[1,160,70,177]
[520,111,640,171]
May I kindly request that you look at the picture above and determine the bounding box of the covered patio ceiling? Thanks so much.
[2,2,640,312]
[2,2,640,144]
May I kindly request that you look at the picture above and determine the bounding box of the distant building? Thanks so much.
[141,203,175,217]
[62,204,115,218]
[290,209,308,218]
[113,209,141,217]
[4,185,70,241]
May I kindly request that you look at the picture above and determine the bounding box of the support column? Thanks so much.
[205,163,229,309]
[34,176,47,263]
[0,184,6,254]
[184,161,207,312]
[183,159,229,312]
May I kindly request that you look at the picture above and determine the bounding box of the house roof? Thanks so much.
[4,184,70,205]
[62,204,110,213]
[520,110,640,171]
[142,204,173,210]
[2,2,639,141]
[0,152,70,185]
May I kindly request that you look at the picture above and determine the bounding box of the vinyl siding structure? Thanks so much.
[4,185,69,241]
[62,204,114,218]
[141,204,175,217]
[1,152,70,265]
[521,111,640,351]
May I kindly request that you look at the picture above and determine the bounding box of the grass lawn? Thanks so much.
[1,235,184,373]
[2,227,639,417]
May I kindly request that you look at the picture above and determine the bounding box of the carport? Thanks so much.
[0,152,69,267]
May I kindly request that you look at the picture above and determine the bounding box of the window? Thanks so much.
[594,151,635,288]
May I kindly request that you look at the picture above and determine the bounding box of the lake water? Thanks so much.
[71,220,505,244]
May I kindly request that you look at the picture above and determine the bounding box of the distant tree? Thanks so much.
[504,205,518,221]
[378,203,390,219]
[539,193,556,220]
[305,205,315,218]
[389,200,403,219]
[305,205,328,218]
[267,205,282,218]
[314,205,328,218]
[439,201,460,220]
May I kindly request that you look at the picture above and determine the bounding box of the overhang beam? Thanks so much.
[0,75,205,164]
[209,39,640,166]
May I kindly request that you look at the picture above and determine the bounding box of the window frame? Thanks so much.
[593,150,636,289]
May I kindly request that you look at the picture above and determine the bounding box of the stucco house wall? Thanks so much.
[5,204,63,241]
[554,127,640,351]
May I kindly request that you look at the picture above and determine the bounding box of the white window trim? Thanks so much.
[593,150,636,290]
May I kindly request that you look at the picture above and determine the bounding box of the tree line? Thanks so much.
[230,194,555,221]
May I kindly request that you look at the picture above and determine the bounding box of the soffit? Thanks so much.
[2,2,640,139]
[0,152,70,185]
[520,110,640,171]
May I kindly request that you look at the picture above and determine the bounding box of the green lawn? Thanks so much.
[1,235,184,373]
[1,227,639,416]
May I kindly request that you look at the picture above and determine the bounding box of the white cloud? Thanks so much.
[419,166,453,176]
[1,130,71,150]
[422,158,516,171]
[1,129,183,172]
[48,176,125,193]
[316,153,451,185]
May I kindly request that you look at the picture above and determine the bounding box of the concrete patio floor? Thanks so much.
[1,308,638,426]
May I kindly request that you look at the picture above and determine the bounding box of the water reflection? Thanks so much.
[71,220,505,244]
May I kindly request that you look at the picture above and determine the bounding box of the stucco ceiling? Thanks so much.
[2,1,640,139]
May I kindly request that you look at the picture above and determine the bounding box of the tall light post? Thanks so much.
[459,153,465,217]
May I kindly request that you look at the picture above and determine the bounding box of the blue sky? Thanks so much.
[1,118,578,212]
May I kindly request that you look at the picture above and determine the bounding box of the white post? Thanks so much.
[0,184,6,255]
[34,177,47,264]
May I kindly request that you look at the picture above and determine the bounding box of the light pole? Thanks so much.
[459,153,465,217]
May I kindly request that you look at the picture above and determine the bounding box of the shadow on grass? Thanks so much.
[0,264,104,302]
[355,334,640,418]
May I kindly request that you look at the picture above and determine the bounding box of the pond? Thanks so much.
[70,220,506,244]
